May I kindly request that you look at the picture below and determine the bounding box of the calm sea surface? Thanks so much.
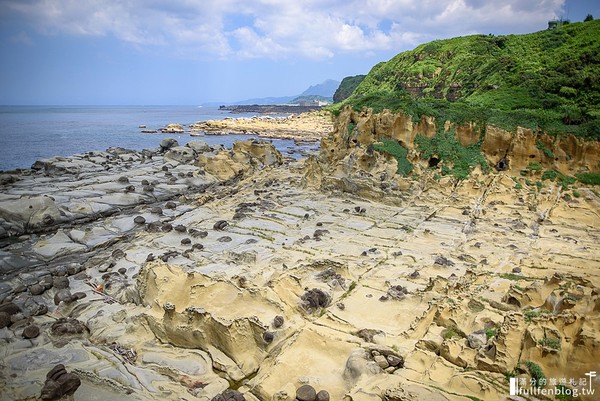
[0,106,318,171]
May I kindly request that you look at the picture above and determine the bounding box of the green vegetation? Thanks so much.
[575,172,600,185]
[442,326,461,340]
[340,20,600,140]
[539,336,561,350]
[485,327,497,340]
[536,140,557,159]
[525,361,546,388]
[415,129,489,179]
[372,139,414,175]
[541,169,576,189]
[333,75,367,103]
[524,309,550,322]
[573,190,581,198]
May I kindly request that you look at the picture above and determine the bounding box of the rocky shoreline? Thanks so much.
[189,110,333,142]
[0,110,599,401]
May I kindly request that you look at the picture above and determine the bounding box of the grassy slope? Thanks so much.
[337,20,600,140]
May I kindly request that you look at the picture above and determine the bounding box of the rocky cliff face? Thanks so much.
[309,106,599,190]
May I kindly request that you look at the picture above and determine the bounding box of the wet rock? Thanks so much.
[181,238,192,245]
[213,220,229,230]
[300,288,331,311]
[316,390,330,401]
[217,236,232,242]
[165,201,177,209]
[124,185,135,193]
[117,176,129,184]
[22,324,40,339]
[151,206,163,215]
[134,216,146,225]
[50,318,88,336]
[211,389,246,401]
[0,311,10,328]
[40,364,81,400]
[191,243,204,250]
[296,384,317,401]
[118,267,127,275]
[66,263,82,276]
[273,315,284,328]
[29,284,46,296]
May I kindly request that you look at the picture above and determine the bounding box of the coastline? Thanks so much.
[0,112,599,401]
[189,110,334,142]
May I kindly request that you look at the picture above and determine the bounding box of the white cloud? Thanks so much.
[0,0,566,59]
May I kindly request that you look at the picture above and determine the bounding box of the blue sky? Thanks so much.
[0,0,597,105]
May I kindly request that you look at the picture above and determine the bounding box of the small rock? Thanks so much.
[52,276,70,290]
[174,224,187,233]
[512,267,522,273]
[151,207,163,215]
[211,389,246,401]
[117,176,129,184]
[296,384,317,401]
[301,288,331,310]
[374,354,389,369]
[263,331,274,343]
[50,318,88,336]
[162,223,173,232]
[217,236,232,242]
[273,315,284,328]
[213,220,229,230]
[40,364,81,400]
[316,390,330,401]
[165,201,177,209]
[387,354,403,367]
[30,284,46,296]
[181,238,192,245]
[142,179,150,186]
[23,324,40,339]
[134,216,146,225]
[118,267,127,275]
[66,264,81,276]
[434,255,455,267]
[124,185,135,193]
[191,243,204,250]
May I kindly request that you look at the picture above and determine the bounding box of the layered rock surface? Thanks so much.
[0,123,599,401]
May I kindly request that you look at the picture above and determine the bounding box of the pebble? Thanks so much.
[263,331,274,343]
[52,276,70,290]
[213,220,229,230]
[181,238,192,245]
[134,216,146,224]
[273,315,284,328]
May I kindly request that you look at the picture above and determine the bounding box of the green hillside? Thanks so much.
[336,20,600,139]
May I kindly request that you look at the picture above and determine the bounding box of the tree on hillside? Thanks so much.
[584,14,594,22]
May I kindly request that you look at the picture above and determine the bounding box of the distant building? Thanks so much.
[296,100,330,107]
[548,18,570,29]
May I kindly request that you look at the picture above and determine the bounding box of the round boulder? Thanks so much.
[23,324,40,339]
[296,385,317,401]
[316,390,330,401]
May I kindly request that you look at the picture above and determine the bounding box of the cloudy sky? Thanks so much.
[0,0,596,105]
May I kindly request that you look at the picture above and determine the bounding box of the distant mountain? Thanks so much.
[299,79,340,97]
[217,79,340,105]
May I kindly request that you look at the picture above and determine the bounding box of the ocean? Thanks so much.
[0,105,318,171]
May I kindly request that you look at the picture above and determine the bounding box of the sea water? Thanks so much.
[0,105,318,171]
